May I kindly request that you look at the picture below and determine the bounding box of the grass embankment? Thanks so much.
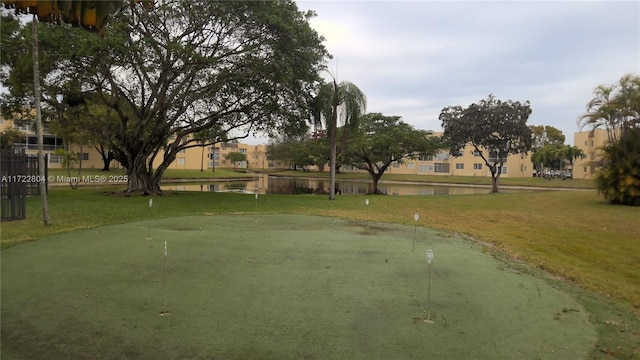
[1,188,639,358]
[48,167,593,189]
[273,170,596,189]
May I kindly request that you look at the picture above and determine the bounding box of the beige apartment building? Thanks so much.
[572,129,611,179]
[3,112,534,177]
[0,116,113,170]
[340,149,533,178]
[154,142,275,171]
[1,112,275,172]
[11,110,612,180]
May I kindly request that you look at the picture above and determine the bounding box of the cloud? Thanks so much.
[296,0,640,145]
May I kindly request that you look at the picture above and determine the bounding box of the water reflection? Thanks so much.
[163,175,525,195]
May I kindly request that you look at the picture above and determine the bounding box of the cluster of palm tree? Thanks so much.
[531,144,585,178]
[578,74,640,205]
[578,74,640,143]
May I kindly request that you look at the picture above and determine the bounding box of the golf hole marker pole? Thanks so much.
[161,240,168,316]
[412,212,419,252]
[254,193,258,222]
[146,198,153,240]
[365,198,369,225]
[425,249,434,323]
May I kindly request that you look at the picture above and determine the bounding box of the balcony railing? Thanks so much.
[14,143,64,151]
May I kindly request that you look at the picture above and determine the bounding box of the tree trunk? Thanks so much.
[101,153,111,171]
[328,102,338,200]
[200,146,204,172]
[371,173,383,194]
[96,145,113,171]
[329,129,337,199]
[32,17,50,225]
[125,158,163,195]
[490,169,500,193]
[78,143,83,176]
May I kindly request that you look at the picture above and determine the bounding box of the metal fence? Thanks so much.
[1,149,47,221]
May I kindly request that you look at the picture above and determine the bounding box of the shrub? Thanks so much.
[595,128,640,205]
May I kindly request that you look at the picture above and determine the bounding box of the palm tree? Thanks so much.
[615,74,640,131]
[561,145,585,178]
[53,148,78,179]
[312,77,366,200]
[579,74,640,144]
[579,84,619,144]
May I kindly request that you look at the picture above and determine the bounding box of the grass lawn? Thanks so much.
[1,187,639,359]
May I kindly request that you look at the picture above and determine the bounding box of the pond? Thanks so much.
[163,175,537,195]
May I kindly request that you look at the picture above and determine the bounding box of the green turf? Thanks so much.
[1,214,596,360]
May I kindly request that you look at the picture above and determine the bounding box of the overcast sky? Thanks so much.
[274,0,639,145]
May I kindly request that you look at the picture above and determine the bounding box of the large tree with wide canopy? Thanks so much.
[439,95,533,193]
[2,0,329,195]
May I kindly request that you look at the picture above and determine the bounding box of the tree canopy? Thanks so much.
[1,0,329,195]
[224,151,247,168]
[439,94,532,193]
[346,113,441,194]
[529,125,565,148]
[0,127,25,150]
[266,133,328,171]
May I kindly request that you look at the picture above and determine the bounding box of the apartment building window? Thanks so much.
[406,163,415,169]
[76,152,89,161]
[27,135,64,151]
[178,149,186,153]
[473,163,483,170]
[49,155,63,164]
[418,165,432,173]
[434,163,449,173]
[418,154,433,161]
[209,148,220,160]
[393,162,400,168]
[500,166,507,174]
[435,152,450,161]
[177,158,185,165]
[488,153,507,163]
[240,148,247,154]
[473,150,482,157]
[455,163,464,170]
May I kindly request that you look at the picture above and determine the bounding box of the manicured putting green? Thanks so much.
[1,214,596,359]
